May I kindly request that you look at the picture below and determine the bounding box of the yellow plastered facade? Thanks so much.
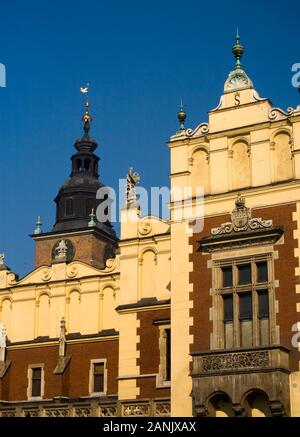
[168,65,300,415]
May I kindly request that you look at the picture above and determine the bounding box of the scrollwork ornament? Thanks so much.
[66,264,78,278]
[7,272,17,285]
[186,123,209,137]
[103,258,117,273]
[268,107,294,120]
[138,221,152,236]
[211,194,273,235]
[41,268,51,282]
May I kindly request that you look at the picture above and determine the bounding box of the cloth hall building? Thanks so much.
[1,36,300,417]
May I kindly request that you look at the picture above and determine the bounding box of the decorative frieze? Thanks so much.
[74,406,92,417]
[201,350,269,372]
[154,401,171,416]
[44,407,69,417]
[0,409,16,417]
[122,403,150,416]
[99,405,117,417]
[0,399,170,417]
[23,409,40,417]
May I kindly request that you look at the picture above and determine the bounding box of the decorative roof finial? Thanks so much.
[80,83,92,136]
[59,317,66,357]
[0,253,5,266]
[34,216,42,235]
[177,99,186,132]
[88,208,97,227]
[232,29,244,69]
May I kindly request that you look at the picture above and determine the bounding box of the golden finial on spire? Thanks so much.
[80,83,92,135]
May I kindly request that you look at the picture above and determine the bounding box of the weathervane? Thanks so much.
[80,83,92,135]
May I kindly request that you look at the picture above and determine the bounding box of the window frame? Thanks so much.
[212,253,275,350]
[89,359,107,396]
[156,323,171,388]
[27,364,45,401]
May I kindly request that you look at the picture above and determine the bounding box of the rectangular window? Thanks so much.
[223,295,233,322]
[217,256,273,349]
[239,293,252,320]
[157,324,171,387]
[258,290,269,319]
[223,295,233,349]
[239,293,253,347]
[93,363,105,393]
[238,264,251,285]
[257,262,268,283]
[222,266,233,288]
[258,290,270,345]
[31,367,42,397]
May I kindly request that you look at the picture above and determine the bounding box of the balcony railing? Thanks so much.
[191,345,290,376]
[0,398,170,417]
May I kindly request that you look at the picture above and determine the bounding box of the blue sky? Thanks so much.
[0,0,299,276]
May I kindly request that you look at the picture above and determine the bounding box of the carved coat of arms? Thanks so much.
[231,195,251,231]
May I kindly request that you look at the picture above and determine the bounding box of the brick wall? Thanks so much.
[1,338,118,401]
[189,203,300,371]
[34,233,109,269]
[136,308,170,399]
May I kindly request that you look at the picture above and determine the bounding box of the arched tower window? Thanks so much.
[76,159,82,172]
[85,198,94,216]
[66,199,74,216]
[84,159,91,171]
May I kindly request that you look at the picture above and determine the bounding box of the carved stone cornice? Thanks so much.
[199,194,283,252]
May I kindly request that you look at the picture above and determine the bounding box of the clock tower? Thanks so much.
[32,90,118,269]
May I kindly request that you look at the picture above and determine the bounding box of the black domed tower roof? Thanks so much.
[52,91,116,239]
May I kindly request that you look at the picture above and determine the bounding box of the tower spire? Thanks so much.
[232,29,244,69]
[80,83,92,136]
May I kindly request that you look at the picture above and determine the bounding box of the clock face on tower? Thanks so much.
[227,73,249,90]
[51,239,75,263]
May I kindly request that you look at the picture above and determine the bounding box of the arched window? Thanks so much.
[1,299,12,340]
[37,295,50,337]
[191,149,210,196]
[84,159,91,171]
[207,393,234,417]
[243,390,271,417]
[273,132,293,181]
[85,198,94,216]
[140,250,157,299]
[231,141,250,190]
[76,159,82,172]
[66,199,74,216]
[102,287,118,331]
[68,291,81,333]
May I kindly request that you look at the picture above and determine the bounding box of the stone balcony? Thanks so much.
[191,345,291,416]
